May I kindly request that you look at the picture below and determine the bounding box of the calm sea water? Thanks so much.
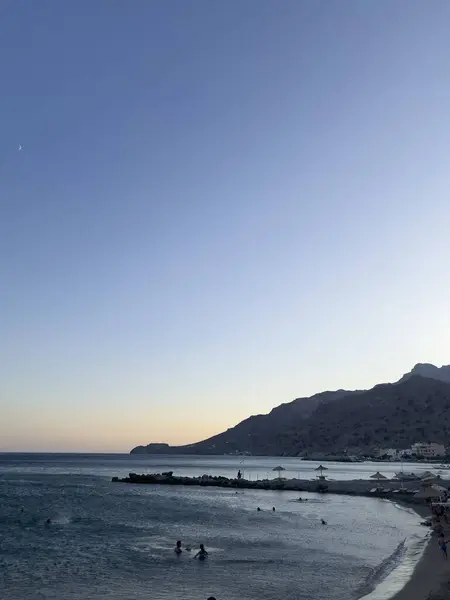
[0,454,430,600]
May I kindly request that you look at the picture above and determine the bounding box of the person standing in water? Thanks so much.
[194,544,208,560]
[174,541,182,554]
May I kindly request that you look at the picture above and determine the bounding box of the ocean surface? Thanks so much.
[0,454,432,600]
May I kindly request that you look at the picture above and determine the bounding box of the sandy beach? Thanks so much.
[393,504,449,600]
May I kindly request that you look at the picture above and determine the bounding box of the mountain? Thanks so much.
[131,388,362,456]
[398,363,450,384]
[131,364,450,456]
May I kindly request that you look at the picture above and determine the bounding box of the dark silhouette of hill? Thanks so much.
[290,376,450,454]
[131,388,360,455]
[131,364,450,456]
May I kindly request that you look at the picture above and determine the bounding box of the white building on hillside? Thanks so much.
[411,442,446,458]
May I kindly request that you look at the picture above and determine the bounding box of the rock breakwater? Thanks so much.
[111,472,430,502]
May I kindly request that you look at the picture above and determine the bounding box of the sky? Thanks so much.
[2,1,450,452]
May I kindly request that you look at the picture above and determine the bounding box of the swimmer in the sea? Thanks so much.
[321,519,327,525]
[46,518,52,525]
[174,540,182,554]
[194,544,208,560]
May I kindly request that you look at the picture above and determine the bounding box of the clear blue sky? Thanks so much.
[2,1,450,452]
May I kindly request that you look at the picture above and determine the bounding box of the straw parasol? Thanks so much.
[273,466,285,479]
[370,472,388,481]
[315,465,328,477]
[421,472,441,482]
[432,485,448,494]
[414,485,447,499]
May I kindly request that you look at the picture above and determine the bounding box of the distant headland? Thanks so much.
[131,363,450,458]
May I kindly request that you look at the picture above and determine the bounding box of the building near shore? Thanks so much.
[411,442,446,457]
[378,449,400,460]
[377,448,412,460]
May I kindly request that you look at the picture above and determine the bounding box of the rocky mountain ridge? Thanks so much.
[131,363,450,456]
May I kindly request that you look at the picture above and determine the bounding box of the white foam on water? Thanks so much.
[359,530,430,600]
[52,515,71,525]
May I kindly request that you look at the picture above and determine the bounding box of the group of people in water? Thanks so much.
[173,498,327,562]
[174,541,208,560]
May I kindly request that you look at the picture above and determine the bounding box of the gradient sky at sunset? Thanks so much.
[2,1,450,452]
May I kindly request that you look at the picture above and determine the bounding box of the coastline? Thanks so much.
[390,503,447,600]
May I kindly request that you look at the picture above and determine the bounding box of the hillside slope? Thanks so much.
[131,389,359,455]
[131,364,450,456]
[291,376,450,454]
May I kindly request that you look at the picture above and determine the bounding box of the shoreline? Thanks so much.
[390,503,447,600]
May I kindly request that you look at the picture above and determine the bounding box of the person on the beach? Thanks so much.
[194,544,208,560]
[439,537,449,559]
[174,540,182,554]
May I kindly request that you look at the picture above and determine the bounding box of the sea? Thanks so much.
[0,454,435,600]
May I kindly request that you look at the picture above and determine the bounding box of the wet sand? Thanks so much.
[393,505,450,600]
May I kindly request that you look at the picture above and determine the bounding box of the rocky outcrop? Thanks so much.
[398,363,450,384]
[130,443,170,454]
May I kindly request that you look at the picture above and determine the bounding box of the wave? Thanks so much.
[51,515,71,525]
[389,501,421,518]
[287,498,324,504]
[357,532,430,600]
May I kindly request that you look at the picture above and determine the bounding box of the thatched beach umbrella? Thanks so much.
[370,472,388,481]
[421,472,441,483]
[273,466,285,479]
[414,485,446,499]
[432,485,448,494]
[315,465,328,477]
